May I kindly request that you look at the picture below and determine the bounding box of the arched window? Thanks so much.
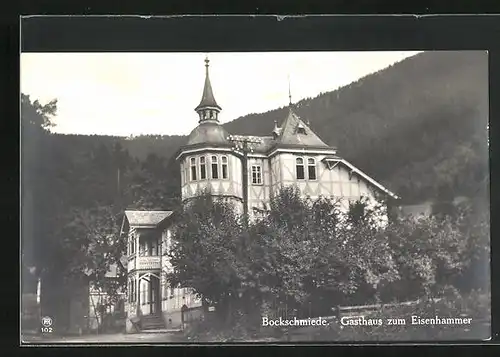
[221,156,228,179]
[308,158,317,180]
[296,157,305,180]
[200,156,206,180]
[190,157,197,181]
[211,156,219,179]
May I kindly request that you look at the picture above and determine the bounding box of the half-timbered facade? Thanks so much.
[176,57,398,218]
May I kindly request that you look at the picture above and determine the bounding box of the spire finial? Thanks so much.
[205,55,210,75]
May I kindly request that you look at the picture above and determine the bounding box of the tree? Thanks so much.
[21,93,57,131]
[21,94,58,277]
[124,153,181,210]
[166,191,252,325]
[253,187,398,314]
[55,205,127,301]
[383,214,469,301]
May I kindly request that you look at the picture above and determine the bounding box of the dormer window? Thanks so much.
[296,123,306,135]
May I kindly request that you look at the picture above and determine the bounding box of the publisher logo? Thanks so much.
[41,316,52,328]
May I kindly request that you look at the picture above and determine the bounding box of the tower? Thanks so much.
[176,56,244,212]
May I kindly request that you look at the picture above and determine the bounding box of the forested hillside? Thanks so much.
[223,50,489,203]
[55,50,486,205]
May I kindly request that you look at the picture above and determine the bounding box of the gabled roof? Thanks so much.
[276,108,331,148]
[124,210,173,228]
[330,158,399,199]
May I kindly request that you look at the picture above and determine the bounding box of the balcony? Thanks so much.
[128,256,161,271]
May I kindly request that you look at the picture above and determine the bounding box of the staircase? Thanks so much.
[140,314,166,331]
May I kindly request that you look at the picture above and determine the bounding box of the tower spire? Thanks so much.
[288,74,292,106]
[195,55,221,123]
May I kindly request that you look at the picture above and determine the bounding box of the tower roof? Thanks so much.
[186,121,230,146]
[195,57,221,112]
[276,107,330,148]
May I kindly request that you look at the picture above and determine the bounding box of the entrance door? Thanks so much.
[150,276,160,315]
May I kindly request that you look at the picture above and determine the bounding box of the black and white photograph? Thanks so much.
[20,36,490,343]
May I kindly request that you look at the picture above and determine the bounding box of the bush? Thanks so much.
[306,291,490,342]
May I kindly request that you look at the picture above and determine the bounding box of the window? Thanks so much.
[221,156,228,179]
[296,158,305,180]
[308,158,317,180]
[151,285,156,303]
[116,300,124,314]
[190,157,197,181]
[130,280,136,302]
[211,156,219,179]
[141,283,146,305]
[130,235,135,254]
[152,240,158,256]
[252,165,262,185]
[163,282,168,300]
[200,156,206,179]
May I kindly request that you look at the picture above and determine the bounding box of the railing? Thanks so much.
[136,256,161,270]
[329,298,443,320]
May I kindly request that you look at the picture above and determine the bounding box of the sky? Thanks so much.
[21,51,421,136]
